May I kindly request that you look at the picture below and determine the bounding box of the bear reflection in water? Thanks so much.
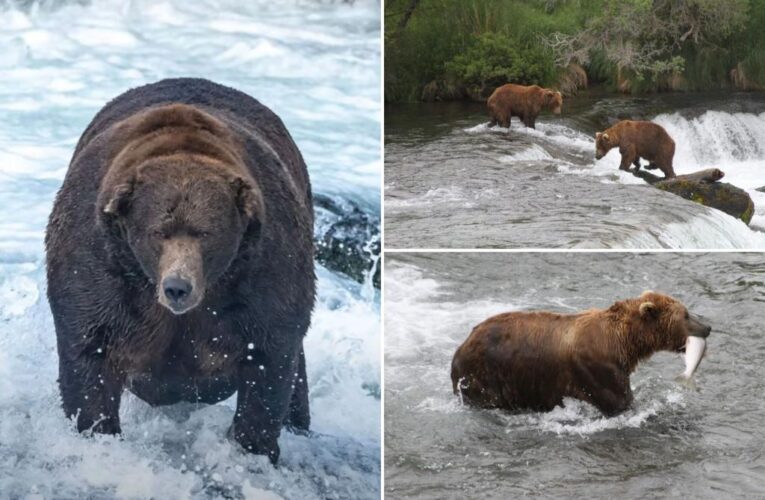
[46,78,315,464]
[451,291,710,416]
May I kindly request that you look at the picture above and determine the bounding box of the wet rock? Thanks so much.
[420,80,466,102]
[313,194,380,288]
[755,186,765,193]
[632,168,754,224]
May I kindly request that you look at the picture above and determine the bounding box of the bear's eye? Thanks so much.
[152,229,168,239]
[684,311,690,320]
[188,228,210,238]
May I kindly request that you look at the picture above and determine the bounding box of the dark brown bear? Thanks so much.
[487,84,562,129]
[46,78,315,464]
[451,291,710,416]
[595,120,676,178]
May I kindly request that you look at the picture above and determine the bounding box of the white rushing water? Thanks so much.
[0,1,380,498]
[655,111,765,229]
[487,111,765,248]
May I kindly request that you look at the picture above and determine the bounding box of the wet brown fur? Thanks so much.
[46,78,315,464]
[487,84,562,129]
[596,120,676,178]
[451,292,704,415]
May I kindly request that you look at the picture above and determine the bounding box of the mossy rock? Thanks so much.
[655,179,755,224]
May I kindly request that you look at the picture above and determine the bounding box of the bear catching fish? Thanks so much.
[451,291,709,415]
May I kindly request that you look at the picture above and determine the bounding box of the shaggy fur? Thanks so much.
[46,78,315,464]
[487,84,562,129]
[451,291,710,415]
[595,120,676,178]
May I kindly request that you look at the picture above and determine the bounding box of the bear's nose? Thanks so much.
[163,277,192,304]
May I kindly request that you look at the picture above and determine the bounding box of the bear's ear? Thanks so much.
[639,301,657,318]
[602,133,610,141]
[102,182,134,216]
[596,132,602,140]
[231,176,264,221]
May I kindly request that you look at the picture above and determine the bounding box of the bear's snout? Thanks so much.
[689,314,711,338]
[163,276,193,305]
[157,237,205,314]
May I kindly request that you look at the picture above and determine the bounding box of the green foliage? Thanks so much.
[444,32,555,92]
[385,0,765,101]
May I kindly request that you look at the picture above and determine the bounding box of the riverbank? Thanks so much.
[385,0,765,103]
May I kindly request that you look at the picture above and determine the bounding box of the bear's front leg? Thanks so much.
[571,356,632,416]
[632,157,642,171]
[232,346,300,464]
[58,352,124,434]
[618,145,636,171]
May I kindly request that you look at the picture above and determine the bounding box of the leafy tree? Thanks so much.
[445,32,555,93]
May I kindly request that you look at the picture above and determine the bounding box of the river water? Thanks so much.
[0,1,380,499]
[385,252,765,499]
[385,91,765,249]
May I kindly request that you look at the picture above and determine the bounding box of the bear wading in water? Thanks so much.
[46,78,315,464]
[595,120,677,179]
[451,291,710,416]
[487,83,562,129]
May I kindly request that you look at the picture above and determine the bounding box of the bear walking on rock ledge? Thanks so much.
[46,78,315,464]
[595,120,677,178]
[451,291,710,416]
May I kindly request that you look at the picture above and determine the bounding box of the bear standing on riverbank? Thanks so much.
[487,83,562,129]
[46,78,315,464]
[595,120,676,178]
[451,291,710,415]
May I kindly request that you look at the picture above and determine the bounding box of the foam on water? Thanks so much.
[0,0,380,498]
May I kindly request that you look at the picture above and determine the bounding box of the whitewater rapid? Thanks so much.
[0,1,381,498]
[490,109,765,248]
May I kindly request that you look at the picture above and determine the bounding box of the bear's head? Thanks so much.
[594,131,616,160]
[633,290,710,353]
[98,159,264,315]
[545,90,563,115]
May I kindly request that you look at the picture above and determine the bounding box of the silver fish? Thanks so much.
[675,335,706,389]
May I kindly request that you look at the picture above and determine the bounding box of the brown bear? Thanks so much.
[487,84,562,129]
[450,291,710,416]
[595,120,676,178]
[46,78,315,464]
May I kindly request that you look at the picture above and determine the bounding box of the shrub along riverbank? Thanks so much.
[385,0,765,102]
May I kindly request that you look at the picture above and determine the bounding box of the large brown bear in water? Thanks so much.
[451,291,710,416]
[46,78,315,464]
[487,84,562,129]
[595,120,676,178]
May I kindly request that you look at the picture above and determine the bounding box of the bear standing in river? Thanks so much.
[46,78,315,464]
[595,120,676,178]
[451,291,710,415]
[487,83,562,129]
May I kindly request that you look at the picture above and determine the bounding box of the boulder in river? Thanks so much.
[631,168,754,224]
[313,194,380,288]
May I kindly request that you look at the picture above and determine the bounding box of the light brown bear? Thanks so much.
[595,120,676,178]
[487,84,562,129]
[451,291,710,416]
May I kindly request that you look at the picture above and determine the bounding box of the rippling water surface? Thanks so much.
[385,252,765,498]
[0,1,380,498]
[385,92,765,248]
